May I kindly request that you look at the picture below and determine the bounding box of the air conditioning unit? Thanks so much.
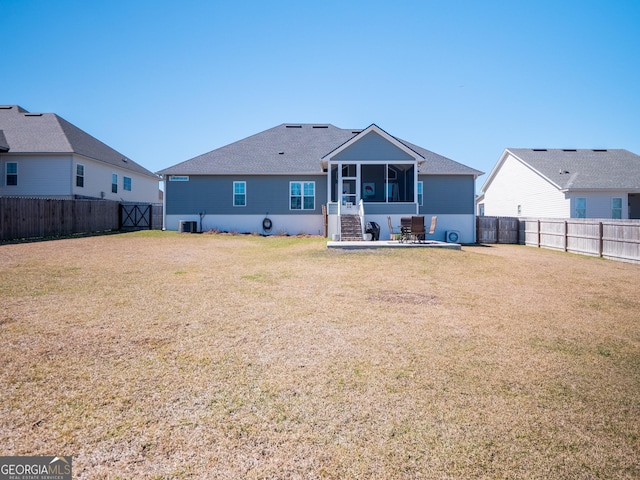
[179,220,198,233]
[446,230,461,243]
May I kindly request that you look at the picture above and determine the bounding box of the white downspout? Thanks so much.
[161,175,166,230]
[336,163,342,240]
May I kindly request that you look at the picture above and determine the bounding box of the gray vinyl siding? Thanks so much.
[166,175,327,215]
[0,154,71,196]
[332,131,415,162]
[420,175,475,214]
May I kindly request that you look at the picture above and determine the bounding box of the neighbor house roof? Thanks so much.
[158,123,482,177]
[0,105,157,178]
[498,148,640,191]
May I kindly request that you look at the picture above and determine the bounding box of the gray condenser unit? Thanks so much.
[445,230,461,243]
[179,220,198,233]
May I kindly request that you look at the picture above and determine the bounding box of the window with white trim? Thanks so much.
[76,164,84,187]
[112,173,118,193]
[290,181,315,210]
[233,181,246,206]
[123,176,132,191]
[6,162,17,186]
[612,197,622,219]
[575,197,586,218]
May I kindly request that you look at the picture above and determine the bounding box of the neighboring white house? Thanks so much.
[478,148,640,219]
[0,105,159,203]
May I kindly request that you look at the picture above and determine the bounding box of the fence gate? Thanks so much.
[120,204,152,230]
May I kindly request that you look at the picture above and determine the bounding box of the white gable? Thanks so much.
[482,152,569,217]
[321,124,423,167]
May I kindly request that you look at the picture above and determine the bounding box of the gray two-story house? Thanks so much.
[0,105,159,203]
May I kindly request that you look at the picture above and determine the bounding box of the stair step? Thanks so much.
[340,215,363,241]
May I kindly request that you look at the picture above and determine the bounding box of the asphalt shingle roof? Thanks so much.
[0,130,9,151]
[0,105,156,178]
[158,123,481,176]
[507,148,640,190]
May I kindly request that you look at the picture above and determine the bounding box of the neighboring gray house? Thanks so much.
[478,148,640,219]
[159,123,482,242]
[0,105,159,203]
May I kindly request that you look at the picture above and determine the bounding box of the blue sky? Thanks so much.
[2,0,639,189]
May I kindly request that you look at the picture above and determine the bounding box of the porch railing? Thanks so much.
[358,200,366,240]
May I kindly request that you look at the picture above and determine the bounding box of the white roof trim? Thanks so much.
[320,124,424,168]
[480,148,562,193]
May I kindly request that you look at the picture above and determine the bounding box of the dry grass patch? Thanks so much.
[1,232,639,479]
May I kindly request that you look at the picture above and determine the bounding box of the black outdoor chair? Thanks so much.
[411,216,426,243]
[399,217,412,243]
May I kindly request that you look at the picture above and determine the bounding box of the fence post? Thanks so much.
[564,221,568,252]
[537,219,541,247]
[598,222,604,257]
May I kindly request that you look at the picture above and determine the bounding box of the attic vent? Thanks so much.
[285,125,302,128]
[352,130,362,134]
[593,149,607,152]
[278,151,284,155]
[312,125,328,129]
[0,106,12,109]
[562,149,577,152]
[532,149,547,152]
[122,158,128,163]
[25,113,42,116]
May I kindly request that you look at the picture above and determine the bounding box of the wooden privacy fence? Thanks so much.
[1,197,120,241]
[478,216,640,263]
[1,197,163,242]
[520,218,640,263]
[476,216,519,244]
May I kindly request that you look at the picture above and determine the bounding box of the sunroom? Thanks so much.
[321,125,424,240]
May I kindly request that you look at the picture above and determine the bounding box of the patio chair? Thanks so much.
[400,217,412,243]
[411,216,426,243]
[387,216,397,240]
[428,215,437,235]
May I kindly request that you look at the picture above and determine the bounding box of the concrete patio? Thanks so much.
[326,239,461,250]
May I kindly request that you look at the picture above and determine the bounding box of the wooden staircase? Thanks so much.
[340,215,363,241]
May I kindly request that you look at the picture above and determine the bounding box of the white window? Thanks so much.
[76,164,84,187]
[233,181,246,206]
[6,162,17,186]
[417,181,423,206]
[612,197,622,219]
[112,173,118,193]
[575,197,586,218]
[123,176,132,191]
[290,181,315,210]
